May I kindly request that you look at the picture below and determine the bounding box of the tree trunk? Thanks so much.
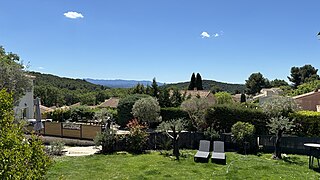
[274,129,283,159]
[172,127,180,160]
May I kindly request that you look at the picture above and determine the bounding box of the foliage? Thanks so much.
[203,125,219,141]
[47,140,65,156]
[126,119,149,154]
[0,46,32,104]
[231,122,256,154]
[165,80,245,94]
[181,98,214,131]
[47,108,71,122]
[160,107,189,121]
[240,93,246,103]
[288,64,320,88]
[132,97,162,125]
[286,80,320,96]
[131,83,146,94]
[290,111,320,137]
[70,106,95,122]
[270,79,289,87]
[261,96,298,159]
[117,94,150,127]
[205,104,268,134]
[151,78,159,98]
[158,88,172,107]
[30,71,108,107]
[245,72,270,95]
[188,73,196,90]
[0,89,51,179]
[260,96,299,117]
[170,88,183,107]
[157,118,186,160]
[94,129,118,154]
[195,73,204,90]
[214,92,234,104]
[94,108,114,125]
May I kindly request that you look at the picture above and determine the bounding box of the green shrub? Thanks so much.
[70,106,95,122]
[94,129,119,154]
[126,119,149,154]
[117,94,150,127]
[231,122,256,154]
[205,104,268,134]
[48,140,65,156]
[0,89,51,179]
[47,108,71,122]
[290,111,320,137]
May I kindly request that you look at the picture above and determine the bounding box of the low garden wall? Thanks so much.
[26,122,102,140]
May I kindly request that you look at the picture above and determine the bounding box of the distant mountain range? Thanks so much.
[85,78,165,88]
[85,78,245,93]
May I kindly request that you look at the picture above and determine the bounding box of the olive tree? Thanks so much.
[261,96,298,159]
[181,98,214,131]
[157,118,186,160]
[0,46,32,104]
[132,97,162,125]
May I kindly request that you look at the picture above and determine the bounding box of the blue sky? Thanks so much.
[1,0,320,84]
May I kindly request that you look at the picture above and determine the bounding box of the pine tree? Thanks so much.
[196,73,203,90]
[158,88,172,107]
[188,73,196,90]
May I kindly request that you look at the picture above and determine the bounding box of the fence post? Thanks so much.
[80,124,83,139]
[61,122,63,138]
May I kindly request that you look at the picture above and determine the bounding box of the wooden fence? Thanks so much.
[26,122,102,140]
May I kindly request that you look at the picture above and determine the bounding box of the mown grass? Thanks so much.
[46,151,320,180]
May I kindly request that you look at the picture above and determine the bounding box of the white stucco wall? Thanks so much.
[14,78,35,119]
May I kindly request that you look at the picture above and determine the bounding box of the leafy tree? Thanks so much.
[261,96,299,159]
[145,85,152,96]
[240,93,246,103]
[132,97,162,125]
[270,79,289,87]
[95,91,109,104]
[0,89,51,179]
[117,94,150,127]
[214,92,234,104]
[195,73,204,90]
[94,108,113,124]
[158,88,172,107]
[0,46,32,104]
[211,85,223,94]
[151,78,159,98]
[245,72,269,95]
[188,73,196,90]
[80,92,96,106]
[288,65,320,88]
[131,83,145,94]
[287,80,320,96]
[94,129,118,154]
[157,118,186,160]
[170,88,183,107]
[181,98,214,131]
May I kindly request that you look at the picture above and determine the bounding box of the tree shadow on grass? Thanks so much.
[282,156,306,166]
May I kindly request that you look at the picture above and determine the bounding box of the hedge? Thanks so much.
[290,111,320,137]
[205,104,268,134]
[160,107,189,121]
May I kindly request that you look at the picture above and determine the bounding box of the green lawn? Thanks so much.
[46,151,320,180]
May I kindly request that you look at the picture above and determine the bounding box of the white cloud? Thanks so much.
[201,31,210,38]
[38,67,44,70]
[64,11,84,19]
[214,33,219,37]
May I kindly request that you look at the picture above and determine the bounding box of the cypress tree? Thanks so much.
[240,93,246,103]
[151,78,159,98]
[196,73,203,90]
[188,73,196,90]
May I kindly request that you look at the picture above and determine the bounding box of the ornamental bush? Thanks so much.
[126,119,149,154]
[0,89,51,179]
[231,122,256,154]
[117,94,150,127]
